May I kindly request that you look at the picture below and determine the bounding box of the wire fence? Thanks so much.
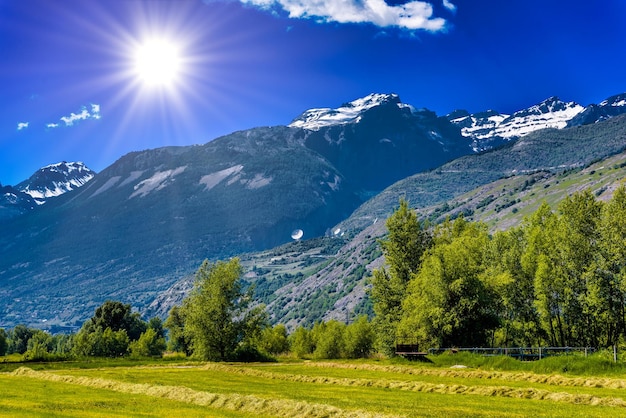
[425,346,598,361]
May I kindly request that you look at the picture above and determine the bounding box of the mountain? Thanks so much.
[16,161,95,205]
[0,183,37,220]
[0,162,94,220]
[293,93,469,195]
[0,94,469,330]
[567,93,626,127]
[448,97,585,151]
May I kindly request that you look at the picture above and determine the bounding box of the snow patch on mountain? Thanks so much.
[199,165,244,191]
[130,166,187,198]
[289,93,413,130]
[449,97,585,150]
[244,173,273,189]
[90,176,121,198]
[494,97,584,138]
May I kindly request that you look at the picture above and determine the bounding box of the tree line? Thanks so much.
[372,186,626,354]
[0,258,376,361]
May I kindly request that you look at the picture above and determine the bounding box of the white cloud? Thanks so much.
[239,0,448,31]
[54,104,101,127]
[442,0,456,13]
[17,122,29,131]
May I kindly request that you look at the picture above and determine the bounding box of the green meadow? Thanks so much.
[3,356,626,417]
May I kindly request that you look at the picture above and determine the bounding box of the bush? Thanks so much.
[344,316,375,358]
[259,324,290,355]
[130,328,166,357]
[73,327,130,357]
[289,326,314,358]
[313,320,346,359]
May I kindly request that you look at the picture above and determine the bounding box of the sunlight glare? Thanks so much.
[133,39,182,87]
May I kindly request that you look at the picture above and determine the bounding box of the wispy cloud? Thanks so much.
[442,0,456,13]
[48,104,101,128]
[17,122,29,131]
[238,0,449,31]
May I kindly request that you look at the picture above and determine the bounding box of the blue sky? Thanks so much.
[1,0,625,186]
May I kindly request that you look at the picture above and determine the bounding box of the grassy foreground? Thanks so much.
[2,356,626,417]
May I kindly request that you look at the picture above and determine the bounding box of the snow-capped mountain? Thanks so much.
[447,109,510,141]
[494,97,585,138]
[292,93,469,191]
[449,93,626,151]
[449,97,585,151]
[567,93,626,127]
[17,161,95,205]
[289,93,418,130]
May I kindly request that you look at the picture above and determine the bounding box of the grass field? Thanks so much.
[3,356,626,417]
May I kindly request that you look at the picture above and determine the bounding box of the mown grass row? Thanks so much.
[18,360,626,417]
[192,363,626,408]
[10,367,397,418]
[296,360,626,389]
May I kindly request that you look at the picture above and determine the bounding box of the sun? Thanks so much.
[133,39,182,87]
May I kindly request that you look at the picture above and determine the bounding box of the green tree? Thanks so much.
[593,185,626,346]
[399,217,499,348]
[344,315,375,358]
[556,190,603,346]
[370,198,431,355]
[259,324,290,355]
[23,330,54,361]
[81,300,147,341]
[486,227,541,347]
[164,306,191,355]
[0,328,7,356]
[182,258,266,361]
[73,327,129,357]
[289,326,314,358]
[520,202,560,346]
[7,325,36,354]
[147,317,166,340]
[71,300,145,357]
[312,320,346,359]
[130,328,167,357]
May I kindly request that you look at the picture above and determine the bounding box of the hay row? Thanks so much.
[199,363,626,408]
[10,367,400,418]
[303,361,626,390]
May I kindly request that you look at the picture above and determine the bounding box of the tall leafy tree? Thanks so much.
[7,325,36,354]
[485,227,540,347]
[594,185,626,346]
[556,190,602,346]
[370,198,431,354]
[164,306,191,355]
[521,202,561,345]
[399,217,499,348]
[81,300,147,341]
[182,258,266,361]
